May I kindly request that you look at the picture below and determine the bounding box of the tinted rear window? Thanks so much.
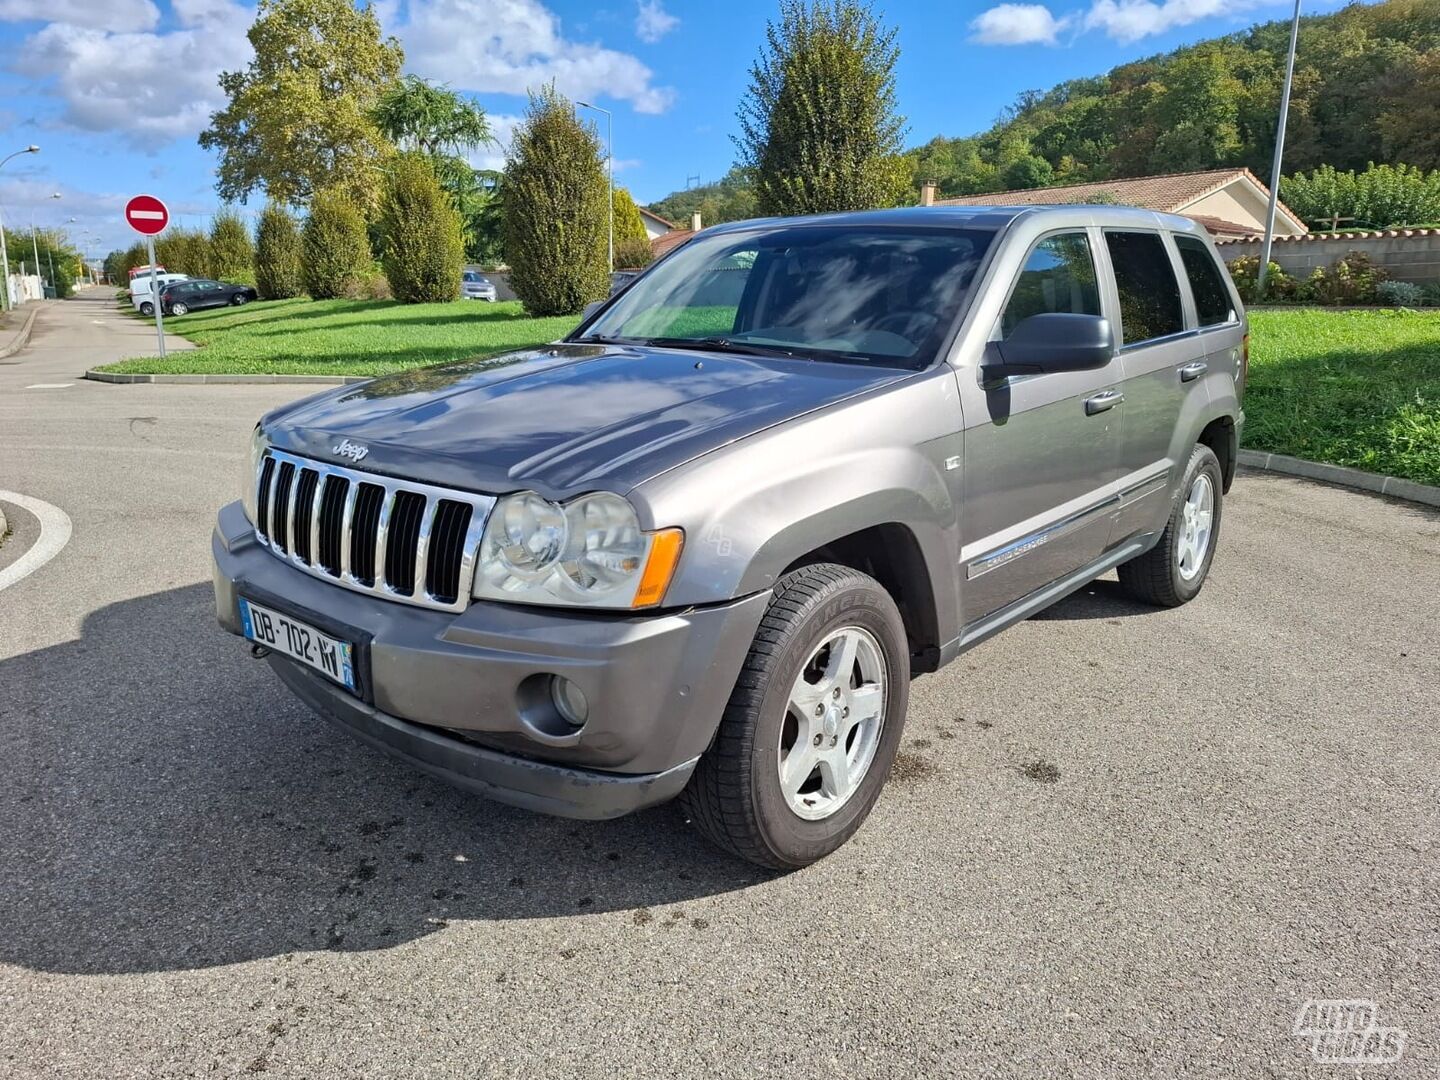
[1174,234,1235,326]
[1105,231,1184,345]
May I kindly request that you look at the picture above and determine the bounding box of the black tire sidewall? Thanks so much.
[139,303,153,316]
[747,574,910,867]
[1167,445,1224,602]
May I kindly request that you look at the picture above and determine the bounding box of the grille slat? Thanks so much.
[291,468,320,564]
[272,462,296,554]
[252,449,493,612]
[316,476,349,575]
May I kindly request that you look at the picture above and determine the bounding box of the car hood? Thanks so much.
[264,342,910,499]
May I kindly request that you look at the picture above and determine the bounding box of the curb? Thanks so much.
[1238,449,1440,509]
[83,370,371,385]
[0,304,41,360]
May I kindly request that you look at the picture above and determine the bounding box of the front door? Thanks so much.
[957,229,1124,624]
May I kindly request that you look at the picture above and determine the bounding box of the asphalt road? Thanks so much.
[2,291,1437,1078]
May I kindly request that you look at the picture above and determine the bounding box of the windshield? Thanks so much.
[574,223,993,368]
[463,272,483,283]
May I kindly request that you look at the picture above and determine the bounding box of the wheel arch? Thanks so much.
[777,522,944,676]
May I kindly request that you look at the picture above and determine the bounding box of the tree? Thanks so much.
[736,0,907,216]
[1002,155,1054,190]
[613,187,649,249]
[155,228,213,278]
[209,210,255,282]
[199,0,403,209]
[301,188,371,299]
[647,167,757,226]
[372,75,490,157]
[503,85,609,316]
[378,153,465,303]
[254,204,304,299]
[465,170,505,265]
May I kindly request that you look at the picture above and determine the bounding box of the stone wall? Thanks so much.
[1217,230,1440,285]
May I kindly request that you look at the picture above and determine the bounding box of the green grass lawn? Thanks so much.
[98,297,1438,486]
[97,297,581,377]
[1244,308,1440,486]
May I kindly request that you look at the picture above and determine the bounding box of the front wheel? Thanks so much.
[1117,442,1223,607]
[231,293,249,306]
[139,302,154,316]
[170,302,189,316]
[681,563,910,869]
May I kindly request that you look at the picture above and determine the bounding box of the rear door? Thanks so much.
[1100,229,1204,541]
[957,228,1125,622]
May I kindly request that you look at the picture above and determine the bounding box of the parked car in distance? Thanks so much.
[461,271,497,302]
[130,272,189,316]
[159,279,258,316]
[213,205,1245,869]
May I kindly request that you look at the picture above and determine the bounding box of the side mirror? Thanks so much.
[581,300,605,321]
[982,313,1114,381]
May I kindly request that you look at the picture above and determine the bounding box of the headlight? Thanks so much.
[474,491,683,609]
[240,425,267,525]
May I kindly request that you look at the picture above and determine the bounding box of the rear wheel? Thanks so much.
[1117,443,1223,607]
[681,563,910,869]
[139,302,154,316]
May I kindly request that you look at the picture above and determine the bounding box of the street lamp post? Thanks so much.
[1257,0,1301,301]
[576,101,614,273]
[0,144,41,311]
[32,193,60,291]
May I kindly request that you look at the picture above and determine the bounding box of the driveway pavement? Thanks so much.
[2,291,1437,1078]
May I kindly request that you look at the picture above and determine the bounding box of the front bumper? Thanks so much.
[212,501,769,817]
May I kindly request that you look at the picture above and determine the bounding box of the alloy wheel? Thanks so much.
[777,626,887,821]
[1177,473,1214,581]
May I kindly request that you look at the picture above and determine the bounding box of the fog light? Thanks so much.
[550,676,589,727]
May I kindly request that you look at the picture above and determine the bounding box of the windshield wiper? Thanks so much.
[643,336,805,360]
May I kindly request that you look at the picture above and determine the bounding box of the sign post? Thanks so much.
[124,194,170,358]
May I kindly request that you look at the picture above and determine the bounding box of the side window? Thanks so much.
[1174,234,1235,327]
[1000,232,1101,338]
[1104,231,1185,345]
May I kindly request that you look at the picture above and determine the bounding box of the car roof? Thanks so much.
[700,203,1209,238]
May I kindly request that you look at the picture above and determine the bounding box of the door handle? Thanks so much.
[1084,389,1124,415]
[1179,361,1208,382]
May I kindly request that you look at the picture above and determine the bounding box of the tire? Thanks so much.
[139,302,154,316]
[681,563,910,870]
[231,293,249,306]
[1117,443,1223,607]
[170,302,188,316]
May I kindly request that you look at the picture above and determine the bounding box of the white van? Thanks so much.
[130,272,188,316]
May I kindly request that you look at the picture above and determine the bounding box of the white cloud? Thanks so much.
[634,0,679,43]
[0,0,159,33]
[385,0,675,114]
[972,0,1260,45]
[1084,0,1241,41]
[970,3,1072,44]
[11,0,252,149]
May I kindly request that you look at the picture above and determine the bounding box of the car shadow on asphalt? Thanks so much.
[0,584,771,976]
[1028,577,1156,620]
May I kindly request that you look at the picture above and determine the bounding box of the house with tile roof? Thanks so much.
[928,168,1307,239]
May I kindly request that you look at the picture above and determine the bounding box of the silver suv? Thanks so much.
[213,205,1245,868]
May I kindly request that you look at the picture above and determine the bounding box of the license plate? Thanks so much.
[239,597,356,692]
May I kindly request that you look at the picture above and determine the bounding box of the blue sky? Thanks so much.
[0,0,1349,260]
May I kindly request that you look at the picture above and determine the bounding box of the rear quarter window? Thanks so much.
[1174,234,1236,327]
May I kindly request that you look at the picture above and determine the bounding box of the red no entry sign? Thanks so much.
[124,194,169,236]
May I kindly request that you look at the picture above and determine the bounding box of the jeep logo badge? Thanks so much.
[332,439,369,463]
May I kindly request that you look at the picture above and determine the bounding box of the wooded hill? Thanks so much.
[648,0,1440,221]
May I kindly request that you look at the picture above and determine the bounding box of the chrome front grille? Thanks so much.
[254,448,495,612]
